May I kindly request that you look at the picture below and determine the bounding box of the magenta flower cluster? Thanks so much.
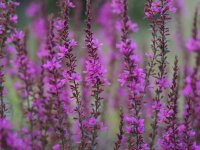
[0,0,200,150]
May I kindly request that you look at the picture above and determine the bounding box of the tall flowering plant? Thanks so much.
[113,0,148,149]
[185,6,200,144]
[0,0,19,118]
[83,0,108,148]
[145,0,177,148]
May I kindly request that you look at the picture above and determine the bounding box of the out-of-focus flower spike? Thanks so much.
[84,0,108,148]
[159,56,181,149]
[115,0,148,149]
[0,0,19,118]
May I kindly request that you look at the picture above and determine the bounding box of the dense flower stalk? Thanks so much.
[33,19,55,149]
[84,0,108,148]
[146,0,176,148]
[0,0,7,119]
[28,2,52,146]
[41,15,72,149]
[181,97,198,149]
[25,1,48,99]
[10,30,34,117]
[57,0,86,149]
[191,8,200,143]
[160,56,180,149]
[0,0,19,118]
[9,30,37,148]
[116,0,147,149]
[144,0,160,89]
